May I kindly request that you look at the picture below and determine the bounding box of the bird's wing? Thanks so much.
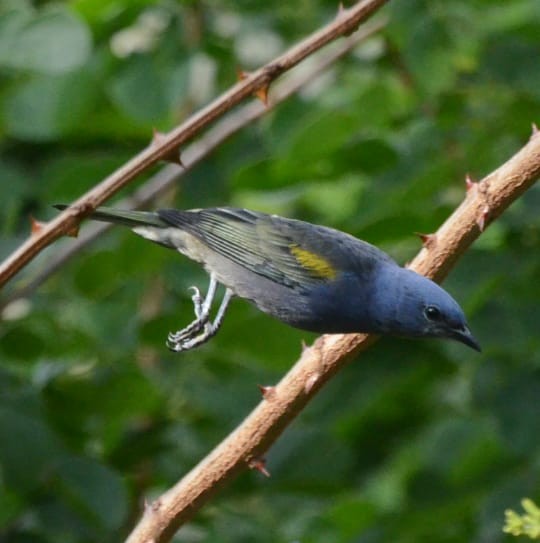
[157,207,340,289]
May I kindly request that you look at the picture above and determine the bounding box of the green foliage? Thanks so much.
[504,499,540,539]
[1,0,540,542]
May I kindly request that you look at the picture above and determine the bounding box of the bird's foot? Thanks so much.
[166,288,233,352]
[167,277,218,344]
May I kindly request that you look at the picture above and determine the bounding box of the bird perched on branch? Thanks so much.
[55,205,480,353]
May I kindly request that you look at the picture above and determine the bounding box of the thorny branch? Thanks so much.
[0,0,389,289]
[0,19,385,310]
[6,1,537,541]
[125,133,540,542]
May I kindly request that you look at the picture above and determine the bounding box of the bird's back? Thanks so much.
[65,204,479,349]
[158,207,395,286]
[155,207,396,331]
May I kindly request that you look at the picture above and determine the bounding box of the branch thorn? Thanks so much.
[305,372,320,394]
[531,123,539,140]
[30,216,46,236]
[476,205,490,232]
[151,128,167,145]
[236,68,249,82]
[257,384,277,400]
[152,128,184,167]
[465,173,478,192]
[254,84,270,106]
[66,224,80,238]
[248,457,270,477]
[236,69,269,106]
[415,232,436,249]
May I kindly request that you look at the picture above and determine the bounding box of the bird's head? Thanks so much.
[372,267,481,351]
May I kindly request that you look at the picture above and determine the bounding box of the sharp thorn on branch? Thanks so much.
[248,457,271,477]
[465,173,478,192]
[415,232,437,249]
[257,384,277,400]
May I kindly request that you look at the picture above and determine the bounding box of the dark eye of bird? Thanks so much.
[424,305,442,321]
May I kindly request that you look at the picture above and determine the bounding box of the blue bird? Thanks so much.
[55,205,480,353]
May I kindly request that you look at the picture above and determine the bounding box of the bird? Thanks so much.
[54,205,481,353]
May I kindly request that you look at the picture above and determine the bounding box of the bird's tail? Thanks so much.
[53,204,167,228]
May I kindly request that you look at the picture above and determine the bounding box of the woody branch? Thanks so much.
[0,0,389,289]
[125,132,540,543]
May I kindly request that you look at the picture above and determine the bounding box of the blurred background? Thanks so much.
[1,1,540,542]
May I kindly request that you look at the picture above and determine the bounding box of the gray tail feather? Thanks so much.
[53,204,167,229]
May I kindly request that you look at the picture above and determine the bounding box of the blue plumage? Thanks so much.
[56,205,480,352]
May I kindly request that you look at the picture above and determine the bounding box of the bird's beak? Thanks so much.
[452,325,481,352]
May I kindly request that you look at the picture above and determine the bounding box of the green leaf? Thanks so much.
[0,6,91,74]
[0,402,63,491]
[107,55,170,123]
[4,68,99,141]
[56,456,127,531]
[1,325,44,361]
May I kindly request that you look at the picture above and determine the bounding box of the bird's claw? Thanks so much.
[166,282,233,353]
[166,322,214,352]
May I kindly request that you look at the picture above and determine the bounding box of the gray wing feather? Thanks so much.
[158,208,333,288]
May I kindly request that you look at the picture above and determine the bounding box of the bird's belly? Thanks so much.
[240,278,372,335]
[190,250,373,334]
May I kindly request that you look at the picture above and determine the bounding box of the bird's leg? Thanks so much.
[167,288,234,352]
[167,275,217,344]
[190,286,204,318]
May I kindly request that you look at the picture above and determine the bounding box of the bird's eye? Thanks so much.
[424,305,442,321]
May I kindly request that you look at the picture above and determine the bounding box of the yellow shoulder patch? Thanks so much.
[289,244,337,279]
